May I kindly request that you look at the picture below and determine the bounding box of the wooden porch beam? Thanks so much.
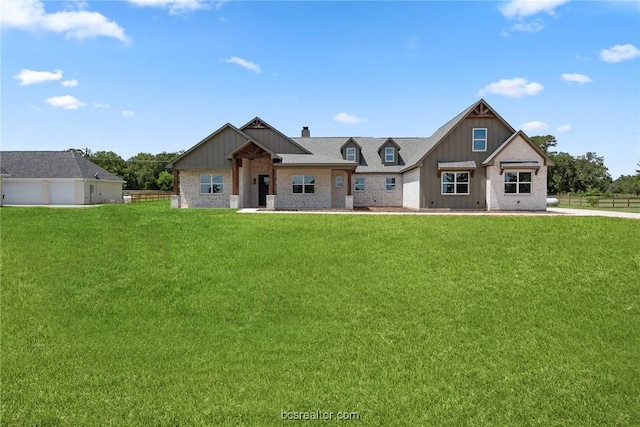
[173,170,180,195]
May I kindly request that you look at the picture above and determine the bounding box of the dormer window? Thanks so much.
[346,147,356,162]
[384,147,395,163]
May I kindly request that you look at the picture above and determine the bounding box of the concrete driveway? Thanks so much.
[547,207,640,220]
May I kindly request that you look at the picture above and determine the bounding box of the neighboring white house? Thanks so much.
[0,151,124,206]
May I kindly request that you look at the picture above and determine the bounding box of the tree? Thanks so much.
[530,135,557,154]
[90,151,127,178]
[157,171,174,191]
[573,152,611,193]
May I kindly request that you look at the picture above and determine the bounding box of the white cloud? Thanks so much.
[122,110,136,118]
[561,73,592,84]
[128,0,207,15]
[599,43,640,63]
[557,124,573,133]
[521,121,549,132]
[45,95,85,110]
[92,102,110,108]
[14,68,63,85]
[0,0,128,42]
[500,0,570,19]
[223,57,262,73]
[477,77,544,98]
[507,19,544,33]
[333,113,365,124]
[61,79,78,87]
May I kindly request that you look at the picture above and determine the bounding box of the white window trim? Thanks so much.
[292,174,315,194]
[385,177,396,191]
[335,176,343,188]
[346,147,357,162]
[200,174,224,194]
[504,171,532,195]
[441,172,470,195]
[354,177,365,192]
[384,147,395,163]
[472,128,487,152]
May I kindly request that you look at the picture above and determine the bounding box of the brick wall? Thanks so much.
[486,136,547,211]
[180,169,232,208]
[352,174,403,207]
[275,168,332,209]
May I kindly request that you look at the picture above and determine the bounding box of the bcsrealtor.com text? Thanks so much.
[281,410,360,421]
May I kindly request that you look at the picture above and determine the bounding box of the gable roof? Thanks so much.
[482,130,555,166]
[401,99,516,172]
[240,117,311,154]
[377,138,401,154]
[166,123,253,168]
[225,139,280,160]
[0,151,124,181]
[340,137,362,151]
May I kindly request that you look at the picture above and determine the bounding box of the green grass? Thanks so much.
[2,203,639,426]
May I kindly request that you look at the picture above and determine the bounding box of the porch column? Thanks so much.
[172,170,180,195]
[268,159,275,195]
[232,157,240,195]
[347,169,352,196]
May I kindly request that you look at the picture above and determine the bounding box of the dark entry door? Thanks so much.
[258,174,269,206]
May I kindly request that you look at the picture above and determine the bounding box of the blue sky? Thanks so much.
[2,0,639,178]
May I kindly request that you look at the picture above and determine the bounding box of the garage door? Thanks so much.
[3,182,43,205]
[50,182,76,205]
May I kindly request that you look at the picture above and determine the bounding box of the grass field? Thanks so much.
[1,203,639,426]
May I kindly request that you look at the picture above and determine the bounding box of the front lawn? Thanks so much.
[1,203,639,425]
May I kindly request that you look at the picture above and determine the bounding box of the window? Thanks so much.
[293,175,315,194]
[200,174,224,194]
[473,128,487,152]
[504,172,532,194]
[385,147,395,163]
[354,177,365,192]
[441,172,469,195]
[385,177,396,191]
[335,176,343,188]
[346,147,356,162]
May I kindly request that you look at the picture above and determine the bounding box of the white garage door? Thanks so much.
[50,182,76,205]
[3,182,43,205]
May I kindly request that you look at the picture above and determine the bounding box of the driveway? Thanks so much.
[547,207,640,220]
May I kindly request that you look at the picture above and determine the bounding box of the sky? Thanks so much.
[1,0,639,178]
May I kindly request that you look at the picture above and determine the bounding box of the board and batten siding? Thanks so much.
[421,117,514,209]
[172,127,250,170]
[241,128,308,154]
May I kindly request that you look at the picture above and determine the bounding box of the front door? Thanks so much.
[258,174,269,206]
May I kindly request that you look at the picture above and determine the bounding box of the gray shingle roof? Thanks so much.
[276,153,356,167]
[0,151,124,181]
[292,137,437,173]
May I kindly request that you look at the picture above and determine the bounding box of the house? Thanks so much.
[166,99,554,211]
[0,151,124,206]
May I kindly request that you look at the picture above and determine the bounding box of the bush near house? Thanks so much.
[1,203,639,426]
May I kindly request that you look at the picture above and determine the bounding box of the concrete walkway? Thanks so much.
[238,207,640,219]
[547,207,640,220]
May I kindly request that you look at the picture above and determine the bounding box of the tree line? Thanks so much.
[530,135,640,195]
[68,148,182,191]
[73,140,640,195]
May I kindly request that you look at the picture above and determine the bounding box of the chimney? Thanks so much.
[301,126,310,138]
